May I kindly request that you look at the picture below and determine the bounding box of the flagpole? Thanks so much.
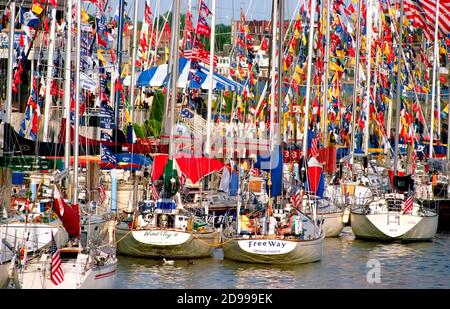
[350,0,362,173]
[42,7,57,143]
[64,0,73,171]
[4,1,15,156]
[393,0,405,177]
[429,0,440,160]
[73,0,82,211]
[205,0,216,157]
[129,0,139,125]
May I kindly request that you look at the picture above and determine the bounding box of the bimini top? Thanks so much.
[137,57,243,92]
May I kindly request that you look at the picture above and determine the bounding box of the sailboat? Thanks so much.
[350,0,438,241]
[222,0,324,264]
[11,0,117,288]
[116,0,219,259]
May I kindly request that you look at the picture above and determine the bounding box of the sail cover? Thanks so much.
[52,186,80,238]
[137,57,243,92]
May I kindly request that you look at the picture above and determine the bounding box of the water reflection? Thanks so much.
[115,229,450,289]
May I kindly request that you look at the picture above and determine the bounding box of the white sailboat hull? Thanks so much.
[0,262,10,289]
[351,211,438,241]
[222,235,324,264]
[116,227,220,258]
[320,212,345,237]
[16,257,117,289]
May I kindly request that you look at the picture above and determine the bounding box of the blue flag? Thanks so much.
[101,144,117,165]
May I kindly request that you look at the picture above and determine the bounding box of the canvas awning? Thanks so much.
[137,57,243,92]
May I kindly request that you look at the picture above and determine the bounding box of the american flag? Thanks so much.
[311,136,319,157]
[51,233,64,286]
[150,184,159,201]
[98,184,106,204]
[404,0,450,41]
[184,48,218,67]
[402,194,414,215]
[292,190,302,210]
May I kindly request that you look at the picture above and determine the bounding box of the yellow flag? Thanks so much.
[294,29,300,39]
[97,49,106,66]
[165,46,169,62]
[124,109,131,123]
[440,46,447,55]
[32,3,44,15]
[335,49,346,59]
[81,8,89,24]
[121,63,129,78]
[329,61,344,72]
[444,104,449,114]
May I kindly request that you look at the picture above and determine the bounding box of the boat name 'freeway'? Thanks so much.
[248,240,286,248]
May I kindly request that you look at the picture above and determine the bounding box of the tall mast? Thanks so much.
[350,0,362,169]
[269,0,278,151]
[64,0,73,169]
[429,0,440,160]
[114,0,125,128]
[363,0,373,155]
[277,0,284,147]
[302,0,317,157]
[129,0,139,124]
[205,0,217,157]
[73,0,82,208]
[4,1,15,156]
[167,0,181,160]
[393,0,405,177]
[42,7,57,142]
[322,0,331,147]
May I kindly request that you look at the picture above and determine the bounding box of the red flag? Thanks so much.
[52,186,80,238]
[97,34,107,48]
[402,194,414,214]
[261,38,269,51]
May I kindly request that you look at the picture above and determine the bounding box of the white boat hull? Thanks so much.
[320,212,345,237]
[222,235,324,264]
[16,257,117,289]
[116,227,220,258]
[351,211,438,241]
[0,262,10,289]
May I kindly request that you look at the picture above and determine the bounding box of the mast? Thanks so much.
[205,0,216,157]
[167,0,181,160]
[269,0,278,151]
[350,0,362,170]
[363,0,373,155]
[429,0,440,160]
[4,1,15,156]
[393,0,405,177]
[114,0,125,128]
[42,7,57,142]
[129,0,139,124]
[302,0,317,157]
[64,0,73,169]
[73,0,82,209]
[322,0,331,147]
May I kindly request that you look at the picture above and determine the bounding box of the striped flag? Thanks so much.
[404,0,450,41]
[98,184,106,204]
[150,184,159,201]
[402,194,414,215]
[184,48,218,67]
[51,233,64,286]
[311,136,319,157]
[292,190,302,210]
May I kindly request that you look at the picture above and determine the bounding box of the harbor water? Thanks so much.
[115,228,450,289]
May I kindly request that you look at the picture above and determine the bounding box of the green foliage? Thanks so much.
[149,91,165,123]
[144,119,162,138]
